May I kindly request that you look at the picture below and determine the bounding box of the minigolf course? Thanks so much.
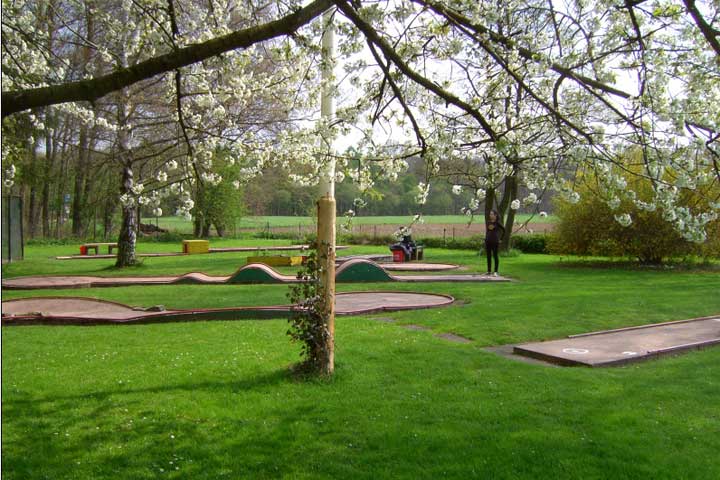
[2,259,509,290]
[512,315,720,367]
[1,292,455,326]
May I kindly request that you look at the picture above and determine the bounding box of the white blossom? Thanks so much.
[415,182,430,205]
[522,192,538,206]
[510,199,520,210]
[615,213,632,227]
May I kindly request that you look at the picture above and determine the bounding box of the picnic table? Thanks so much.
[80,242,119,255]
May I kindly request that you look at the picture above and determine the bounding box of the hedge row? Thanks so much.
[335,232,552,254]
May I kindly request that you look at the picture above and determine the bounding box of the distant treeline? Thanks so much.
[242,158,553,217]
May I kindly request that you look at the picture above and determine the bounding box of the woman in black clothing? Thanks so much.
[485,209,505,276]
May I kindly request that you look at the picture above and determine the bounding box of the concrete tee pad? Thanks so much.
[513,315,720,366]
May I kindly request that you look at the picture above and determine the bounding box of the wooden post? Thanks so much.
[316,195,336,373]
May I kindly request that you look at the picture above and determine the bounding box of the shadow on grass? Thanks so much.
[5,368,294,408]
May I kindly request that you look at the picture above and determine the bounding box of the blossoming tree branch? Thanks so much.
[2,0,718,253]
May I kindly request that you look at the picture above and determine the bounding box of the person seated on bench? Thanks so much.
[390,228,417,261]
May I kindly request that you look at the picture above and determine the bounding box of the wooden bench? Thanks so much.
[81,242,119,255]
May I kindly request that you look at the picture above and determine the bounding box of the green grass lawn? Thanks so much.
[2,242,719,479]
[142,214,556,234]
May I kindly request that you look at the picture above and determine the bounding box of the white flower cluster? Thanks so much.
[4,164,16,188]
[130,182,144,195]
[394,226,412,240]
[416,182,430,205]
[522,192,538,206]
[200,172,222,186]
[615,213,632,227]
[119,193,135,207]
[175,197,195,221]
[452,185,463,195]
[510,199,520,210]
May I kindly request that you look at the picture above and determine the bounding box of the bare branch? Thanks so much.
[2,0,332,117]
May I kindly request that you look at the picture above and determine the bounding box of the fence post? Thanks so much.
[443,228,446,245]
[453,227,455,240]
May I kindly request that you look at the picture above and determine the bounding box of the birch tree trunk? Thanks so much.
[115,164,137,267]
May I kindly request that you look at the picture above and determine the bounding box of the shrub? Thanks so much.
[549,170,719,264]
[511,233,551,253]
[138,231,188,243]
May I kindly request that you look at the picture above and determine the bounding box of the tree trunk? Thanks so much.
[54,126,70,238]
[27,136,39,238]
[103,196,117,240]
[115,165,137,267]
[41,113,53,237]
[72,126,89,236]
[201,221,211,238]
[500,170,518,252]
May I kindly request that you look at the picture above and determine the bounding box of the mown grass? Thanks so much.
[2,242,719,479]
[142,214,556,234]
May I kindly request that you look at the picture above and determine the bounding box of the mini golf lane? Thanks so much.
[1,292,455,326]
[2,260,508,290]
[513,315,720,366]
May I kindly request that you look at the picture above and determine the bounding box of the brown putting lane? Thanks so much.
[513,315,720,366]
[2,260,507,290]
[1,292,455,326]
[380,263,459,272]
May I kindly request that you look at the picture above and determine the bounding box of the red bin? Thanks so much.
[79,245,88,255]
[392,250,405,263]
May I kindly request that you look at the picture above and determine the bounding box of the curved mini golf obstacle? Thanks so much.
[1,292,455,326]
[2,259,509,290]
